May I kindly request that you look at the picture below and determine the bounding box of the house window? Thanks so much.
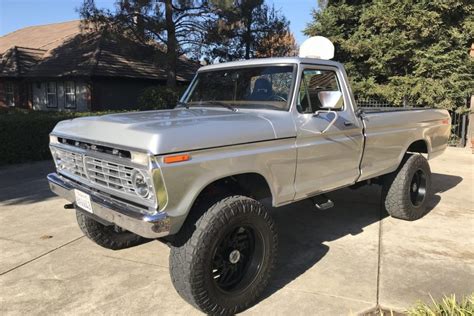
[64,81,76,109]
[47,82,57,108]
[5,82,15,107]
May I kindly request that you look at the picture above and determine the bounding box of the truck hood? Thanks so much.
[52,108,283,155]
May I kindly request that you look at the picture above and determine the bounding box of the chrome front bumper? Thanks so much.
[47,173,171,238]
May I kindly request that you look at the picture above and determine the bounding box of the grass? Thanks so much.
[407,293,474,316]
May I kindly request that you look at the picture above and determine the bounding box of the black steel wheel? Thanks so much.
[409,169,427,207]
[211,225,264,293]
[383,154,432,220]
[169,195,277,315]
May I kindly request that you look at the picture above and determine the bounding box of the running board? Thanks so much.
[312,195,334,210]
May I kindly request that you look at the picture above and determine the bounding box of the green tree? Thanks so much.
[204,0,291,61]
[305,0,473,110]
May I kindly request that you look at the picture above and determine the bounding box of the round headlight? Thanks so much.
[131,169,150,198]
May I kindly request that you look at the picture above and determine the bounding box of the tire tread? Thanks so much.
[382,154,431,220]
[76,211,146,250]
[170,195,278,315]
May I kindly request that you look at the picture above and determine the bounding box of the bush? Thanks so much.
[407,293,474,316]
[0,109,115,166]
[137,85,186,110]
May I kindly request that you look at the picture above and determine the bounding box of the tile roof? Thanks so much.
[0,47,46,77]
[26,31,197,81]
[0,21,198,81]
[0,20,81,54]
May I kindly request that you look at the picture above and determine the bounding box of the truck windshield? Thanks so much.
[182,65,295,111]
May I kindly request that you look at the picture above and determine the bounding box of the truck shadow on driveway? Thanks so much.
[262,186,383,300]
[259,172,462,302]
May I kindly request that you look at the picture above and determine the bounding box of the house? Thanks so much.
[0,21,197,111]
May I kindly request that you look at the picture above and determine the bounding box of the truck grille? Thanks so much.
[54,148,87,178]
[84,157,136,194]
[53,147,137,196]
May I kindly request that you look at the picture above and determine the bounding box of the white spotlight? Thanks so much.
[299,36,335,60]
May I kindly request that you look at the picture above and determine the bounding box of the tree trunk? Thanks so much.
[165,0,177,87]
[245,14,252,59]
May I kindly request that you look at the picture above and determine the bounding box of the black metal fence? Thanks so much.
[449,111,469,147]
[355,96,471,147]
[355,98,394,108]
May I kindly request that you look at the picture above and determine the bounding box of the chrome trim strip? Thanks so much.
[48,173,170,238]
[156,136,296,156]
[151,158,168,212]
[51,132,148,154]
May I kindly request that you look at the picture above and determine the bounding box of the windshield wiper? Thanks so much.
[177,101,236,112]
[202,101,237,112]
[176,101,189,109]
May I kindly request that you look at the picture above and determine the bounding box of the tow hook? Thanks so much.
[64,203,75,209]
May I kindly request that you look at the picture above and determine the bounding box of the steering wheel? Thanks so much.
[266,94,287,102]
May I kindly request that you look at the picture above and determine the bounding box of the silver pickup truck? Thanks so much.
[48,57,450,314]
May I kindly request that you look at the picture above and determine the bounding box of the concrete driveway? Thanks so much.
[1,147,472,315]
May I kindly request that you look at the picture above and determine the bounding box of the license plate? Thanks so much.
[75,190,93,213]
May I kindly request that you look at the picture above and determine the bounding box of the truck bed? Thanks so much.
[358,108,450,181]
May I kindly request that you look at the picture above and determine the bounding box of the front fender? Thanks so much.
[154,138,297,234]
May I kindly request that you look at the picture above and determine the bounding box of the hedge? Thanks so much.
[0,84,184,166]
[0,109,116,166]
[137,85,186,110]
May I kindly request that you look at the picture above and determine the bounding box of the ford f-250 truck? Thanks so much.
[47,56,450,314]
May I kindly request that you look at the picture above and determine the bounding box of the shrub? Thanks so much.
[407,293,474,316]
[0,109,115,166]
[137,85,186,110]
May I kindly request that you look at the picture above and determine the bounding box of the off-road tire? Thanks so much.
[76,210,146,250]
[382,154,432,220]
[169,195,278,315]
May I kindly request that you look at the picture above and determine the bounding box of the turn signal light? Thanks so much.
[164,154,190,164]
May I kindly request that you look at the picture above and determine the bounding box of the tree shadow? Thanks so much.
[0,160,56,205]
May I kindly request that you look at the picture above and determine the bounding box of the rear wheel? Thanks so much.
[76,210,147,250]
[169,195,277,315]
[382,154,432,220]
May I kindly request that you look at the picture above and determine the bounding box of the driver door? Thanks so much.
[293,66,363,199]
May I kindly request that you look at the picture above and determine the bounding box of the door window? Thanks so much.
[297,69,343,113]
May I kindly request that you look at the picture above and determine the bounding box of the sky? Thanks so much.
[0,0,317,45]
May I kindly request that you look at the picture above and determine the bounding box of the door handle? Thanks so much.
[343,121,353,127]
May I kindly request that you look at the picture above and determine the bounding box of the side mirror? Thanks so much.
[318,91,343,110]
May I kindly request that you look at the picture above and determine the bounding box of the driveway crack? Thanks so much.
[0,236,84,276]
[376,194,384,306]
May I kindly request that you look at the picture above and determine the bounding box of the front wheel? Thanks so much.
[76,210,147,250]
[169,195,278,314]
[382,154,432,220]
